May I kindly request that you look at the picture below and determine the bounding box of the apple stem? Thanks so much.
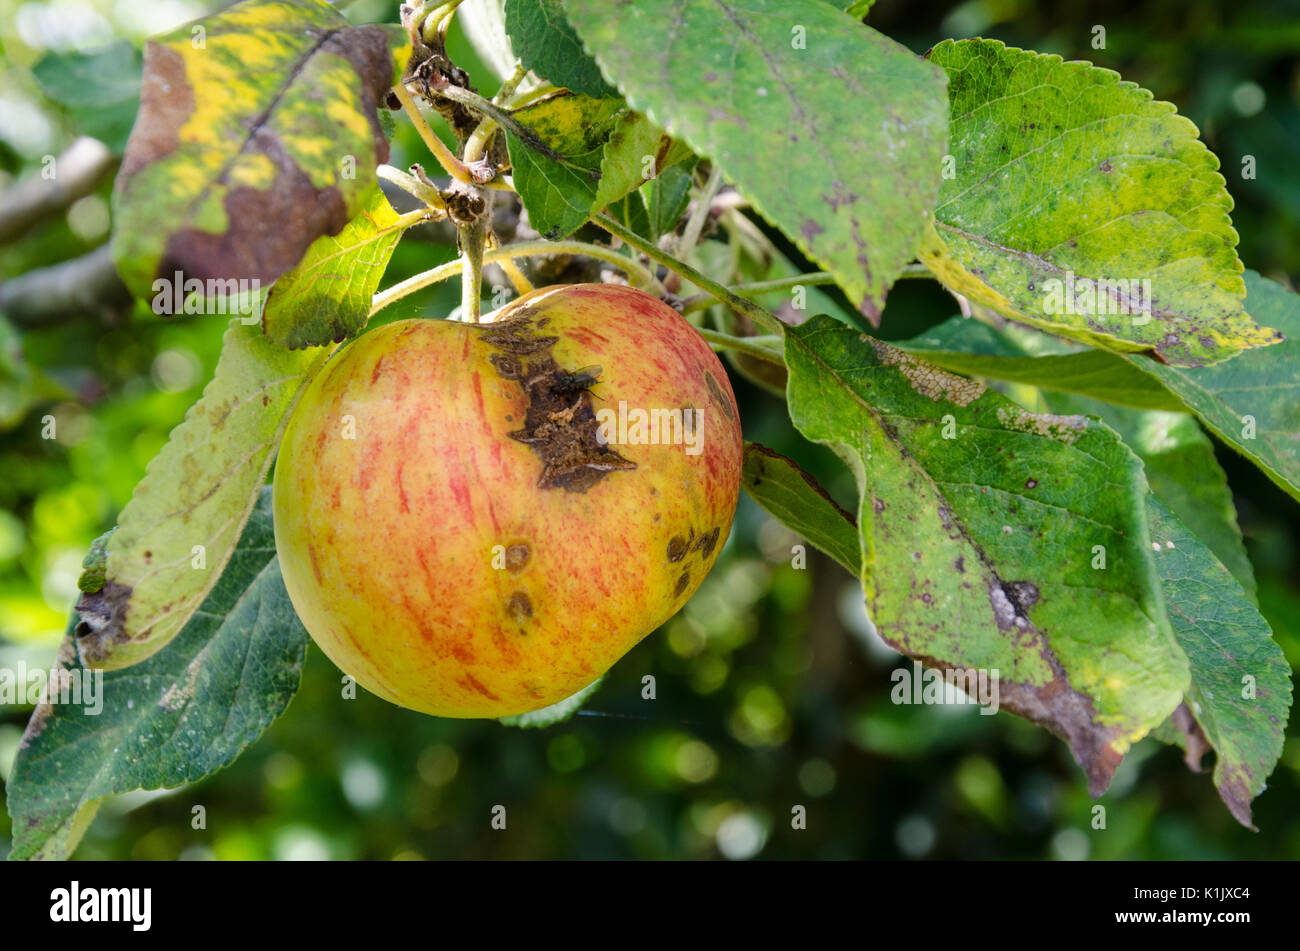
[495,62,532,107]
[459,209,488,323]
[422,0,466,43]
[498,258,534,296]
[377,164,450,213]
[676,265,933,317]
[591,213,785,336]
[676,164,725,259]
[695,328,785,366]
[439,86,574,168]
[487,228,535,296]
[679,273,835,315]
[370,239,661,317]
[393,83,477,185]
[503,82,560,110]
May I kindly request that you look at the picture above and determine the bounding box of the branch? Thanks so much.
[0,138,115,244]
[0,246,132,327]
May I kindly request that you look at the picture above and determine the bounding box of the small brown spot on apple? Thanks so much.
[667,535,688,562]
[505,542,531,572]
[674,570,691,598]
[489,353,521,379]
[506,590,533,620]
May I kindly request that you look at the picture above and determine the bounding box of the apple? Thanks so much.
[272,283,743,717]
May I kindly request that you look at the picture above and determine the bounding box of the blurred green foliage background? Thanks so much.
[1,0,1298,860]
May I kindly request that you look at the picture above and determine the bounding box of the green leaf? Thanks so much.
[507,92,625,239]
[785,315,1188,794]
[504,0,616,98]
[74,321,327,669]
[499,675,604,728]
[7,488,308,861]
[1046,395,1257,601]
[1146,497,1291,829]
[32,42,142,150]
[33,41,141,109]
[592,111,692,213]
[897,316,1185,411]
[112,0,409,298]
[741,443,861,575]
[261,185,407,349]
[642,160,695,239]
[1139,271,1300,501]
[565,0,949,322]
[922,39,1281,367]
[896,315,1256,595]
[605,193,653,240]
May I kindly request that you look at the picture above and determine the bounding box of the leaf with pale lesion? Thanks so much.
[897,316,1184,410]
[7,488,308,861]
[261,185,408,349]
[112,0,409,298]
[922,38,1280,367]
[784,315,1190,795]
[897,317,1257,595]
[74,321,327,669]
[899,272,1300,502]
[1046,397,1257,602]
[565,0,949,323]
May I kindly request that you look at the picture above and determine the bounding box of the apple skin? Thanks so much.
[272,283,742,717]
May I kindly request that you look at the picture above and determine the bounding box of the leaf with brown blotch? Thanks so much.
[784,315,1190,798]
[111,0,409,299]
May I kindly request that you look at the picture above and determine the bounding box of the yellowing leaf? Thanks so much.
[507,92,626,238]
[112,0,408,298]
[75,322,327,669]
[261,185,408,349]
[592,111,692,212]
[924,39,1280,367]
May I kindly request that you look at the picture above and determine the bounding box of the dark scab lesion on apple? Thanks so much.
[692,526,721,559]
[476,314,558,355]
[703,372,734,422]
[476,313,636,493]
[668,525,722,566]
[674,570,691,598]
